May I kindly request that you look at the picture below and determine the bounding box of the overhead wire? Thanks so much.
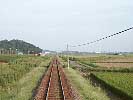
[69,27,133,48]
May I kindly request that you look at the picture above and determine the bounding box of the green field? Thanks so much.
[93,72,133,99]
[1,54,133,100]
[68,55,133,72]
[62,54,133,99]
[0,55,51,100]
[0,55,21,62]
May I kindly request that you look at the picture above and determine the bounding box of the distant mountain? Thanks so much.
[0,39,42,54]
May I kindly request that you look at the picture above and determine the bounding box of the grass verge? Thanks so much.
[0,56,50,100]
[64,68,109,100]
[0,66,47,100]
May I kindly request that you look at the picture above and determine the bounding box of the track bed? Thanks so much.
[34,57,79,100]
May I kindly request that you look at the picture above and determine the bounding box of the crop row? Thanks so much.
[90,72,133,99]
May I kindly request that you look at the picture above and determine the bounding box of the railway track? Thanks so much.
[34,58,79,100]
[46,60,64,100]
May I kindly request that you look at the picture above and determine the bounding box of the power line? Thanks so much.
[70,27,133,48]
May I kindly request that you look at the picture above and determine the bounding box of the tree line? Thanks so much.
[0,39,42,54]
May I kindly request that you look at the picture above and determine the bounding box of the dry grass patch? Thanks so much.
[96,63,133,68]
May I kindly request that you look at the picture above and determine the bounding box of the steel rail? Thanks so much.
[46,65,53,100]
[46,63,65,100]
[57,65,65,100]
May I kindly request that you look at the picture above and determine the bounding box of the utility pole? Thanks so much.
[67,44,69,69]
[9,48,11,55]
[16,49,18,55]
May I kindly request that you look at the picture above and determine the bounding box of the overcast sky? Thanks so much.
[0,0,133,52]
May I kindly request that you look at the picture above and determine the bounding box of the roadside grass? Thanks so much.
[64,68,110,100]
[13,66,46,100]
[0,66,46,100]
[0,56,50,100]
[0,56,50,86]
[58,57,67,68]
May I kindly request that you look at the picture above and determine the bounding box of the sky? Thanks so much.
[0,0,133,52]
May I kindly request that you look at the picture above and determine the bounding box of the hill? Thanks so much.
[0,39,42,54]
